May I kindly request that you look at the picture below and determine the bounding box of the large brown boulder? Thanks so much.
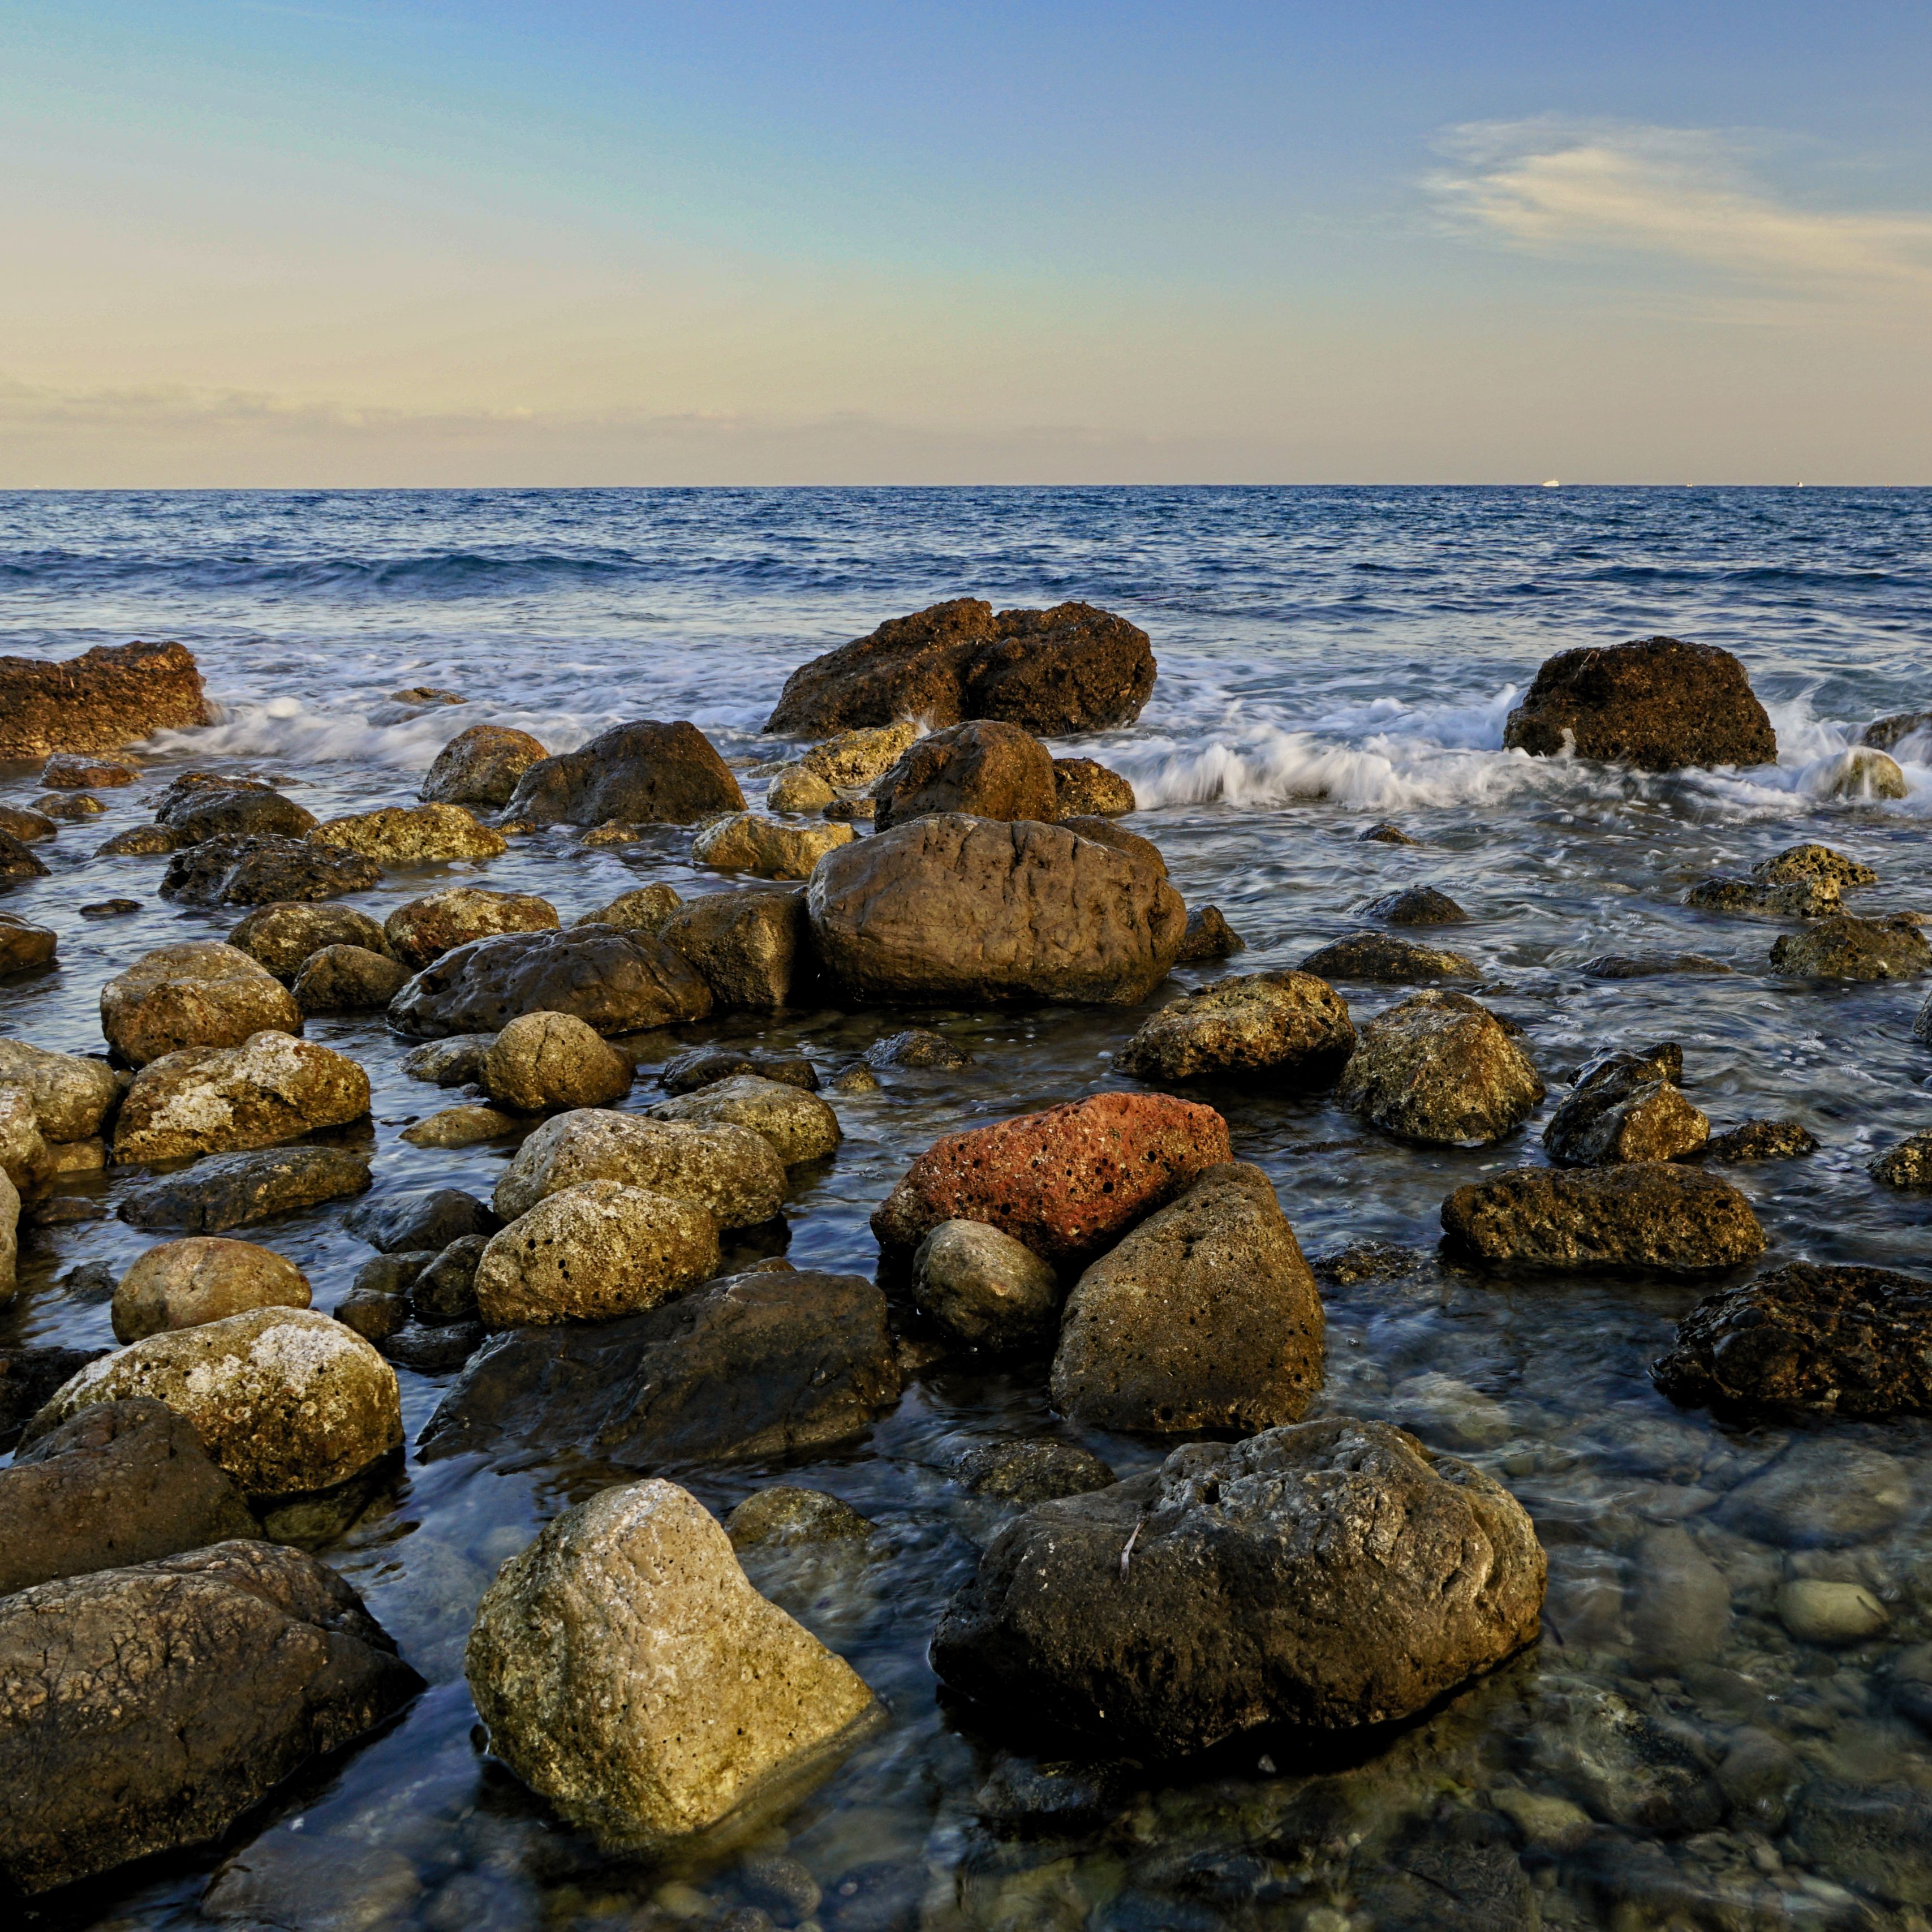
[100,940,302,1067]
[1502,637,1776,770]
[870,719,1058,829]
[503,720,744,827]
[808,814,1185,1006]
[0,1040,120,1142]
[420,722,549,805]
[226,900,394,977]
[111,1237,311,1341]
[765,597,1156,737]
[1338,991,1544,1147]
[0,913,57,975]
[0,640,213,760]
[660,887,810,1007]
[112,1032,371,1163]
[384,884,558,967]
[1118,970,1355,1085]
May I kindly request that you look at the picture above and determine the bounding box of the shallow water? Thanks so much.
[4,485,1932,1930]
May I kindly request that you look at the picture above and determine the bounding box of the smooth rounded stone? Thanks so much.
[1821,746,1908,799]
[932,1417,1545,1752]
[0,1539,420,1896]
[162,833,381,906]
[0,638,201,754]
[351,1250,435,1299]
[334,1288,407,1344]
[494,1107,787,1227]
[401,1032,496,1085]
[200,1836,423,1930]
[1530,1688,1724,1836]
[0,826,51,883]
[347,1186,498,1253]
[1870,1131,1932,1188]
[409,1233,489,1324]
[661,1045,820,1095]
[0,1040,118,1146]
[157,781,317,843]
[292,943,411,1014]
[1771,913,1932,980]
[1754,841,1877,888]
[1778,1579,1887,1645]
[810,814,1186,1007]
[402,1103,520,1148]
[100,940,302,1069]
[692,811,853,880]
[1356,1836,1541,1932]
[1542,1049,1708,1165]
[766,763,837,812]
[119,1146,372,1232]
[505,718,746,827]
[1360,884,1468,924]
[765,597,1155,737]
[32,789,105,819]
[226,899,393,977]
[308,801,507,863]
[1,1345,107,1444]
[0,912,57,975]
[1118,969,1354,1086]
[1338,991,1544,1147]
[659,887,810,1008]
[0,803,57,841]
[0,1398,254,1597]
[1386,1371,1514,1450]
[1051,756,1135,817]
[95,822,180,856]
[1052,1162,1324,1433]
[864,1027,970,1070]
[1695,1117,1818,1161]
[419,722,549,805]
[911,1220,1059,1353]
[649,1074,841,1167]
[1172,905,1244,965]
[113,1236,311,1342]
[474,1181,720,1326]
[943,1436,1117,1507]
[869,718,1057,831]
[576,881,683,932]
[41,752,139,788]
[1787,1780,1932,1908]
[1503,635,1776,769]
[873,1091,1232,1268]
[799,718,923,789]
[420,1267,902,1468]
[113,1031,371,1163]
[729,1486,876,1548]
[1581,950,1733,978]
[1628,1526,1731,1671]
[466,1479,879,1848]
[479,1010,634,1112]
[390,924,713,1038]
[28,1307,402,1496]
[1684,875,1838,918]
[384,885,560,968]
[1717,1438,1912,1547]
[1654,1261,1932,1418]
[1885,1646,1932,1736]
[1298,930,1479,982]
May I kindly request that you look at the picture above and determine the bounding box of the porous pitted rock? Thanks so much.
[420,1268,901,1466]
[575,882,682,932]
[41,752,138,788]
[1696,1118,1818,1163]
[1118,970,1354,1086]
[911,1220,1060,1353]
[389,924,712,1038]
[27,1306,402,1495]
[162,834,380,906]
[662,1045,819,1094]
[728,1485,876,1548]
[0,639,213,760]
[346,1186,497,1253]
[865,1027,970,1069]
[942,1438,1117,1506]
[1771,915,1932,980]
[0,827,51,884]
[480,1010,634,1111]
[1754,842,1877,889]
[1821,747,1908,799]
[0,1088,50,1194]
[1361,885,1468,925]
[1502,636,1777,770]
[308,801,506,864]
[765,598,1156,738]
[648,1074,841,1166]
[473,1181,719,1327]
[157,783,316,844]
[869,718,1058,831]
[810,814,1185,1007]
[226,899,393,976]
[0,1040,119,1142]
[113,1237,311,1342]
[1685,876,1839,918]
[113,1031,371,1164]
[1653,1262,1932,1418]
[94,822,179,856]
[871,1091,1232,1268]
[101,940,302,1067]
[1543,1048,1709,1165]
[401,1103,518,1148]
[118,1146,371,1233]
[384,885,560,968]
[929,1417,1546,1753]
[765,763,836,813]
[692,811,853,879]
[466,1479,879,1848]
[503,720,745,827]
[799,719,922,789]
[1052,756,1135,817]
[0,1539,420,1895]
[0,912,57,974]
[293,944,411,1014]
[1298,931,1480,982]
[1176,903,1245,961]
[493,1107,786,1227]
[1581,950,1733,979]
[1870,1131,1932,1189]
[1338,991,1544,1147]
[1052,1163,1324,1432]
[0,804,56,840]
[660,887,811,1007]
[1443,1163,1766,1271]
[420,722,549,806]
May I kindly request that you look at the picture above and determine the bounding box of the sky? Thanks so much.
[2,1,1929,485]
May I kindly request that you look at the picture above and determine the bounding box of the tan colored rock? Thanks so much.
[870,719,1057,831]
[465,1479,879,1847]
[401,1104,520,1148]
[692,812,854,880]
[800,719,922,789]
[0,1169,16,1304]
[1337,991,1544,1146]
[384,886,559,968]
[766,765,837,813]
[308,802,506,864]
[659,888,807,1008]
[112,1237,311,1342]
[0,1087,53,1194]
[0,913,58,976]
[1052,757,1135,817]
[226,901,393,977]
[112,1032,371,1164]
[1118,971,1355,1085]
[480,1012,634,1112]
[648,1074,841,1166]
[41,752,139,789]
[292,944,412,1014]
[573,884,682,932]
[0,804,56,842]
[100,941,302,1068]
[0,1043,119,1144]
[45,1137,106,1176]
[1821,747,1908,801]
[420,723,549,806]
[0,640,213,760]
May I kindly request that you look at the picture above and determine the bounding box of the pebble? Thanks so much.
[1776,1579,1888,1645]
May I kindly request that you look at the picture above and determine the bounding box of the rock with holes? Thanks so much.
[480,1010,634,1112]
[0,1088,50,1195]
[384,885,560,969]
[648,1074,840,1166]
[1339,991,1544,1147]
[504,720,745,827]
[1771,915,1932,981]
[112,1237,311,1342]
[420,723,549,806]
[308,802,506,864]
[799,720,922,789]
[226,900,394,977]
[1753,843,1877,889]
[111,1031,370,1164]
[100,941,302,1068]
[0,1040,119,1142]
[0,640,213,761]
[1118,970,1354,1086]
[1051,758,1135,817]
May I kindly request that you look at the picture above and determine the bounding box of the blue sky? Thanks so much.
[3,2,1929,483]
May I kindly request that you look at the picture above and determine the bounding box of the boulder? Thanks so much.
[0,803,56,840]
[0,1039,119,1141]
[692,811,853,878]
[100,940,302,1067]
[157,784,317,844]
[1052,1163,1324,1432]
[1,1344,106,1444]
[161,834,380,906]
[94,822,180,855]
[1770,914,1932,980]
[388,924,712,1037]
[504,720,745,827]
[0,827,51,884]
[661,1045,819,1094]
[1821,747,1908,799]
[119,1146,372,1232]
[1338,991,1544,1146]
[1052,757,1135,817]
[346,1186,498,1253]
[1871,1132,1932,1189]
[1653,1262,1932,1418]
[0,1088,50,1194]
[473,1181,719,1326]
[421,1268,902,1467]
[1361,885,1468,924]
[308,802,506,863]
[929,1417,1545,1753]
[294,943,412,1013]
[870,719,1058,830]
[1581,950,1733,979]
[1298,931,1480,982]
[401,1103,518,1148]
[420,722,549,805]
[575,882,682,932]
[729,1485,877,1548]
[42,752,139,788]
[0,912,57,974]
[872,1091,1232,1267]
[0,1540,420,1895]
[0,639,213,760]
[466,1479,878,1848]
[1442,1164,1765,1271]
[1176,903,1245,961]
[799,719,923,788]
[113,1031,371,1163]
[766,763,837,812]
[113,1237,311,1341]
[1754,843,1876,889]
[1118,970,1354,1085]
[399,1032,496,1085]
[27,1306,402,1495]
[384,885,559,967]
[226,900,394,976]
[1542,1048,1708,1165]
[659,886,810,1007]
[810,814,1185,1006]
[480,1009,634,1111]
[1697,1117,1818,1162]
[765,598,1156,737]
[1684,876,1838,918]
[1502,637,1776,769]
[410,1233,489,1324]
[911,1220,1061,1353]
[865,1026,970,1069]
[649,1074,841,1165]
[493,1108,786,1227]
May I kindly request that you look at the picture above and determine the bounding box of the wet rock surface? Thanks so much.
[869,718,1058,829]
[648,1072,842,1165]
[1770,913,1932,979]
[162,833,381,906]
[227,898,394,976]
[660,887,811,1007]
[1118,970,1355,1085]
[692,810,854,879]
[419,722,548,805]
[479,1008,634,1110]
[1542,1045,1709,1165]
[1338,991,1544,1146]
[292,940,412,1012]
[119,1145,373,1232]
[308,801,506,863]
[100,939,302,1066]
[111,1234,312,1341]
[113,1030,371,1163]
[504,718,746,825]
[911,1219,1061,1353]
[1051,756,1135,817]
[0,639,213,759]
[384,884,560,967]
[1298,931,1481,982]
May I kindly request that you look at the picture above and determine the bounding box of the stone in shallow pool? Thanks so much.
[1716,1435,1913,1547]
[1694,1117,1817,1162]
[1752,841,1876,888]
[1580,950,1732,979]
[118,1146,372,1233]
[1298,930,1479,984]
[1770,913,1932,980]
[1339,991,1543,1147]
[1117,970,1355,1086]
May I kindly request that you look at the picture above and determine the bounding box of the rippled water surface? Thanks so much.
[5,486,1932,1931]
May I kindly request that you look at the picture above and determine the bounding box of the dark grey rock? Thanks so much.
[661,1045,820,1095]
[0,1345,110,1450]
[399,1034,496,1085]
[162,835,381,906]
[1360,885,1468,925]
[866,1027,972,1070]
[410,1233,488,1324]
[1298,931,1479,983]
[502,719,745,827]
[118,1146,373,1232]
[346,1186,497,1254]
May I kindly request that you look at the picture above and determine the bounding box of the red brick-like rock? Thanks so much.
[0,642,213,760]
[871,1092,1232,1268]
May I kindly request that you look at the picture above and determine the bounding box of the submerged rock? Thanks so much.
[911,1219,1061,1353]
[1052,757,1135,817]
[504,718,745,827]
[1777,1580,1888,1645]
[661,1045,819,1094]
[1542,1047,1707,1166]
[1770,914,1932,980]
[1862,710,1932,752]
[112,1236,311,1341]
[1869,1131,1932,1188]
[1580,951,1733,979]
[1696,1117,1818,1163]
[649,1073,841,1165]
[384,885,560,967]
[1118,970,1354,1085]
[1298,931,1481,983]
[227,899,394,976]
[0,639,213,760]
[307,801,505,864]
[346,1186,497,1253]
[692,811,853,879]
[1684,876,1839,918]
[866,1027,971,1069]
[480,1009,633,1111]
[419,722,548,806]
[100,939,302,1066]
[1360,884,1468,925]
[1338,991,1544,1147]
[1753,842,1877,889]
[113,1031,371,1163]
[942,1436,1117,1505]
[1718,1436,1913,1548]
[660,887,811,1007]
[870,718,1057,829]
[729,1485,876,1548]
[119,1146,372,1233]
[1821,746,1908,799]
[161,834,380,906]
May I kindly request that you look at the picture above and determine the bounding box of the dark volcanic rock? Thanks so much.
[1542,1047,1708,1166]
[0,1345,108,1451]
[346,1186,498,1254]
[1176,904,1246,961]
[162,834,381,906]
[0,1539,421,1894]
[1695,1118,1818,1163]
[1861,711,1932,753]
[870,719,1058,830]
[502,719,744,827]
[1361,885,1468,925]
[1581,952,1733,979]
[1502,636,1777,770]
[659,887,810,1008]
[119,1146,372,1232]
[158,783,317,844]
[409,1234,487,1324]
[419,1268,902,1467]
[661,1045,820,1094]
[0,827,51,886]
[0,639,213,760]
[1298,931,1480,983]
[1770,914,1932,981]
